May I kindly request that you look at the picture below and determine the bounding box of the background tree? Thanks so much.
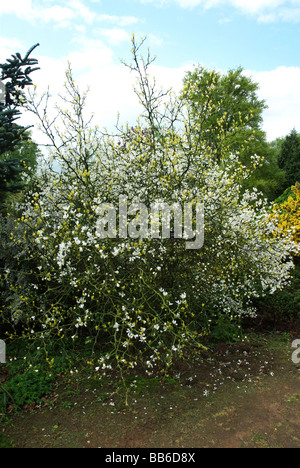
[1,130,40,172]
[278,128,300,191]
[0,44,40,212]
[245,141,286,201]
[181,66,267,162]
[0,130,41,206]
[180,66,287,200]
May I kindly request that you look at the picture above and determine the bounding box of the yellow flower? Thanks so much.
[270,183,300,252]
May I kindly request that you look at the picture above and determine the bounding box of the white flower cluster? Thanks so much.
[4,66,298,375]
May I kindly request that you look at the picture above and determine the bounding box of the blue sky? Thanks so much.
[0,0,300,141]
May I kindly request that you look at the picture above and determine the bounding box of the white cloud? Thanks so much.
[78,65,140,129]
[234,0,300,22]
[19,60,300,146]
[97,28,131,46]
[137,63,300,141]
[271,5,300,22]
[0,36,26,59]
[16,39,132,143]
[0,0,97,27]
[147,33,165,47]
[230,0,286,15]
[31,55,66,94]
[67,37,114,70]
[140,0,300,22]
[67,0,96,24]
[3,31,298,147]
[245,66,300,140]
[19,51,190,144]
[60,63,300,142]
[15,56,67,146]
[0,0,33,17]
[39,5,76,25]
[218,17,232,24]
[97,14,141,27]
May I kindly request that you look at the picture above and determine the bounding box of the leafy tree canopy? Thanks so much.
[278,128,300,190]
[180,65,286,200]
[181,66,268,164]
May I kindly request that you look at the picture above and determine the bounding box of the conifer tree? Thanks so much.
[278,128,300,190]
[0,43,40,212]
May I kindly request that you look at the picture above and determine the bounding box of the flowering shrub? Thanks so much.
[0,38,298,378]
[269,183,300,251]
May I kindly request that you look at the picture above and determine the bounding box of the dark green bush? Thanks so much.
[1,366,55,412]
[253,264,300,327]
[210,314,242,344]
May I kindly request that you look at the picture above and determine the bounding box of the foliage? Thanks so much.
[0,434,13,448]
[0,159,27,209]
[278,129,300,191]
[269,183,300,249]
[0,131,41,209]
[180,65,287,200]
[181,66,267,162]
[0,37,298,379]
[1,130,41,174]
[210,314,242,344]
[0,44,39,212]
[0,366,55,412]
[244,143,286,201]
[272,186,295,207]
[254,264,300,326]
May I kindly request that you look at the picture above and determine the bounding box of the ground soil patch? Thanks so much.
[1,332,299,448]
